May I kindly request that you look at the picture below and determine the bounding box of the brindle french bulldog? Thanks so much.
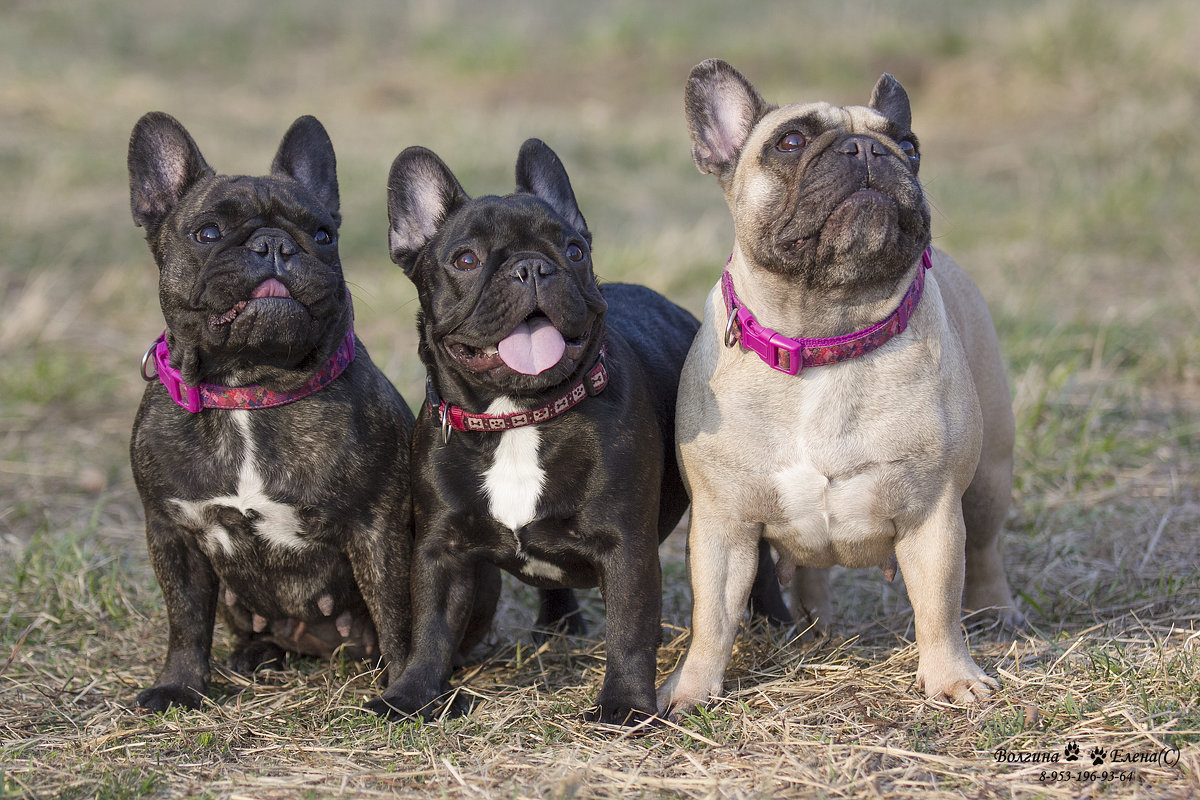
[127,113,423,710]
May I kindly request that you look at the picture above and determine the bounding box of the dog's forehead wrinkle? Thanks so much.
[460,199,564,254]
[846,105,888,135]
[197,177,327,233]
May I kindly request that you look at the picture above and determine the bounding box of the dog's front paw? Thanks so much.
[136,684,205,712]
[363,676,464,722]
[583,701,658,727]
[229,639,286,675]
[655,671,720,720]
[586,681,659,727]
[363,691,477,722]
[363,693,435,721]
[916,658,999,704]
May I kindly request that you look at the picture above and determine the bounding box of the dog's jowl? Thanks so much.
[127,113,418,710]
[367,138,766,725]
[657,60,1021,718]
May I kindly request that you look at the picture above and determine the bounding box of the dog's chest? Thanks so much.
[718,366,932,566]
[477,398,566,583]
[168,410,309,557]
[762,443,899,566]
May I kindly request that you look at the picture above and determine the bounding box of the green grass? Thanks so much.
[2,0,1199,797]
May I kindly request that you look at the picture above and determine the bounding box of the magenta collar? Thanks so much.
[140,329,356,413]
[427,350,608,443]
[721,248,932,375]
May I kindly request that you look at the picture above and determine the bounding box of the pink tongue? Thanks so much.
[497,317,566,375]
[251,278,291,299]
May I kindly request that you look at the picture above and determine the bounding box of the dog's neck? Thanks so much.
[725,244,924,340]
[146,325,355,413]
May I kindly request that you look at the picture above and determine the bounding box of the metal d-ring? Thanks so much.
[439,404,453,445]
[724,307,740,348]
[140,342,159,382]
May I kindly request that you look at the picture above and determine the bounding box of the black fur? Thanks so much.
[128,113,422,711]
[369,139,787,725]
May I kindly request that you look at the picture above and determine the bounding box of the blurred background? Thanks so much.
[2,0,1197,625]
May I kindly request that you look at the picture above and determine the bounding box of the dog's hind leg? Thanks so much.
[747,540,793,626]
[534,587,587,641]
[788,566,832,637]
[961,437,1022,628]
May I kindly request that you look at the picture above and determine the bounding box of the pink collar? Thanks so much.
[427,350,608,443]
[721,248,932,375]
[140,329,356,413]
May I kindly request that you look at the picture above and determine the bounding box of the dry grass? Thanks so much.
[3,0,1200,797]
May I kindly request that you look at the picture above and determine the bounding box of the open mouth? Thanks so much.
[208,278,294,329]
[446,313,589,376]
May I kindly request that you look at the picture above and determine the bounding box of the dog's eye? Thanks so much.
[194,224,222,243]
[899,140,919,162]
[776,132,808,153]
[453,250,480,271]
[565,243,586,263]
[313,228,335,246]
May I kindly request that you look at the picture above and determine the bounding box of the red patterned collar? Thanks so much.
[721,248,932,375]
[140,329,356,413]
[426,350,608,443]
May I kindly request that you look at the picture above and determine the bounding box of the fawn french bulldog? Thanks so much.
[658,60,1020,717]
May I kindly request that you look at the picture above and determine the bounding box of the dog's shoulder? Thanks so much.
[600,282,699,382]
[924,250,996,354]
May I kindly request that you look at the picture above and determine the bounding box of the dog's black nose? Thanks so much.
[836,135,888,161]
[509,257,555,283]
[248,229,298,273]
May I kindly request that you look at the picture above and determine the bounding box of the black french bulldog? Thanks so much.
[365,138,787,725]
[127,113,424,710]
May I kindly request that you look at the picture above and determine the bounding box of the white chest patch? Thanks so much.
[481,397,546,533]
[170,410,306,555]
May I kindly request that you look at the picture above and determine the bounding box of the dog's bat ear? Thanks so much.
[685,59,774,184]
[387,146,469,275]
[868,74,912,133]
[272,115,341,225]
[128,112,214,232]
[514,138,589,239]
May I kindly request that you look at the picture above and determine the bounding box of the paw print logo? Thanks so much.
[1090,747,1107,766]
[1063,741,1080,761]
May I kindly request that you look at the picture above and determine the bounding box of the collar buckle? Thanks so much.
[734,310,803,376]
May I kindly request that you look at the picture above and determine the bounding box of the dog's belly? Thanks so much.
[761,456,900,569]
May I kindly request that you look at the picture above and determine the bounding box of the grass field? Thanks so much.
[2,0,1199,797]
